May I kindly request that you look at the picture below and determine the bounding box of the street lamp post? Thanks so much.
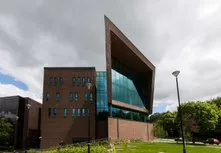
[26,103,32,151]
[39,137,42,152]
[86,82,92,153]
[172,70,187,153]
[13,115,19,151]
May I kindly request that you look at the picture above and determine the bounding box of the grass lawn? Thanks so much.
[115,143,221,153]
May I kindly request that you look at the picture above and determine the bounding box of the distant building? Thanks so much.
[41,16,155,148]
[0,96,41,149]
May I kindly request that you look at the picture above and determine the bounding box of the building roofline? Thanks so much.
[44,67,96,70]
[104,15,155,70]
[0,95,41,104]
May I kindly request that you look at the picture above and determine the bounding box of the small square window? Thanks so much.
[87,78,91,83]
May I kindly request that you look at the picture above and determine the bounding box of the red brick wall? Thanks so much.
[41,68,96,149]
[108,117,154,141]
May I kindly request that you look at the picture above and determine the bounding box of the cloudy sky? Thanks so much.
[0,0,221,113]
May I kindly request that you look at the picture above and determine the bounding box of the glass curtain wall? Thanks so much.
[112,107,149,122]
[96,71,108,114]
[112,58,146,108]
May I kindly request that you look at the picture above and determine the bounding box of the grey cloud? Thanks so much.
[0,0,221,112]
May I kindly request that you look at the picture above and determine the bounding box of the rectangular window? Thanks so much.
[90,92,93,102]
[87,109,90,116]
[87,78,91,83]
[59,77,63,85]
[69,92,73,101]
[56,92,60,101]
[77,108,81,116]
[72,77,76,86]
[72,108,75,117]
[77,77,81,86]
[53,108,57,116]
[64,108,67,117]
[54,77,58,86]
[82,108,85,116]
[75,92,78,102]
[82,78,85,86]
[49,77,53,86]
[46,92,50,101]
[48,108,51,117]
[84,92,88,102]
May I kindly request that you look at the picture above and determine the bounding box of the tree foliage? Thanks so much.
[0,118,14,146]
[152,97,221,141]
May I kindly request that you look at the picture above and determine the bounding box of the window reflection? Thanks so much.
[111,68,146,108]
[112,106,148,122]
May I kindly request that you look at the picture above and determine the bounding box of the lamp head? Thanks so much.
[26,103,31,110]
[172,70,180,77]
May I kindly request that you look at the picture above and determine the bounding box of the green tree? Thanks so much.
[181,101,219,143]
[0,118,14,146]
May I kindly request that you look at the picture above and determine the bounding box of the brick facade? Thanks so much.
[41,67,96,149]
[108,117,154,141]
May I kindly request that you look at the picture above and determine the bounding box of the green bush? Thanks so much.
[28,145,106,153]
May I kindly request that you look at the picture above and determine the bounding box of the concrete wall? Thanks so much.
[108,117,154,141]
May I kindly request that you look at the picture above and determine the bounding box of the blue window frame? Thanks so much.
[64,108,67,117]
[69,92,73,101]
[56,92,60,101]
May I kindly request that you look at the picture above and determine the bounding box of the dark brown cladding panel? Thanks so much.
[112,100,149,114]
[105,16,155,113]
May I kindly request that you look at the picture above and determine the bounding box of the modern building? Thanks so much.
[0,96,42,149]
[41,16,155,148]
